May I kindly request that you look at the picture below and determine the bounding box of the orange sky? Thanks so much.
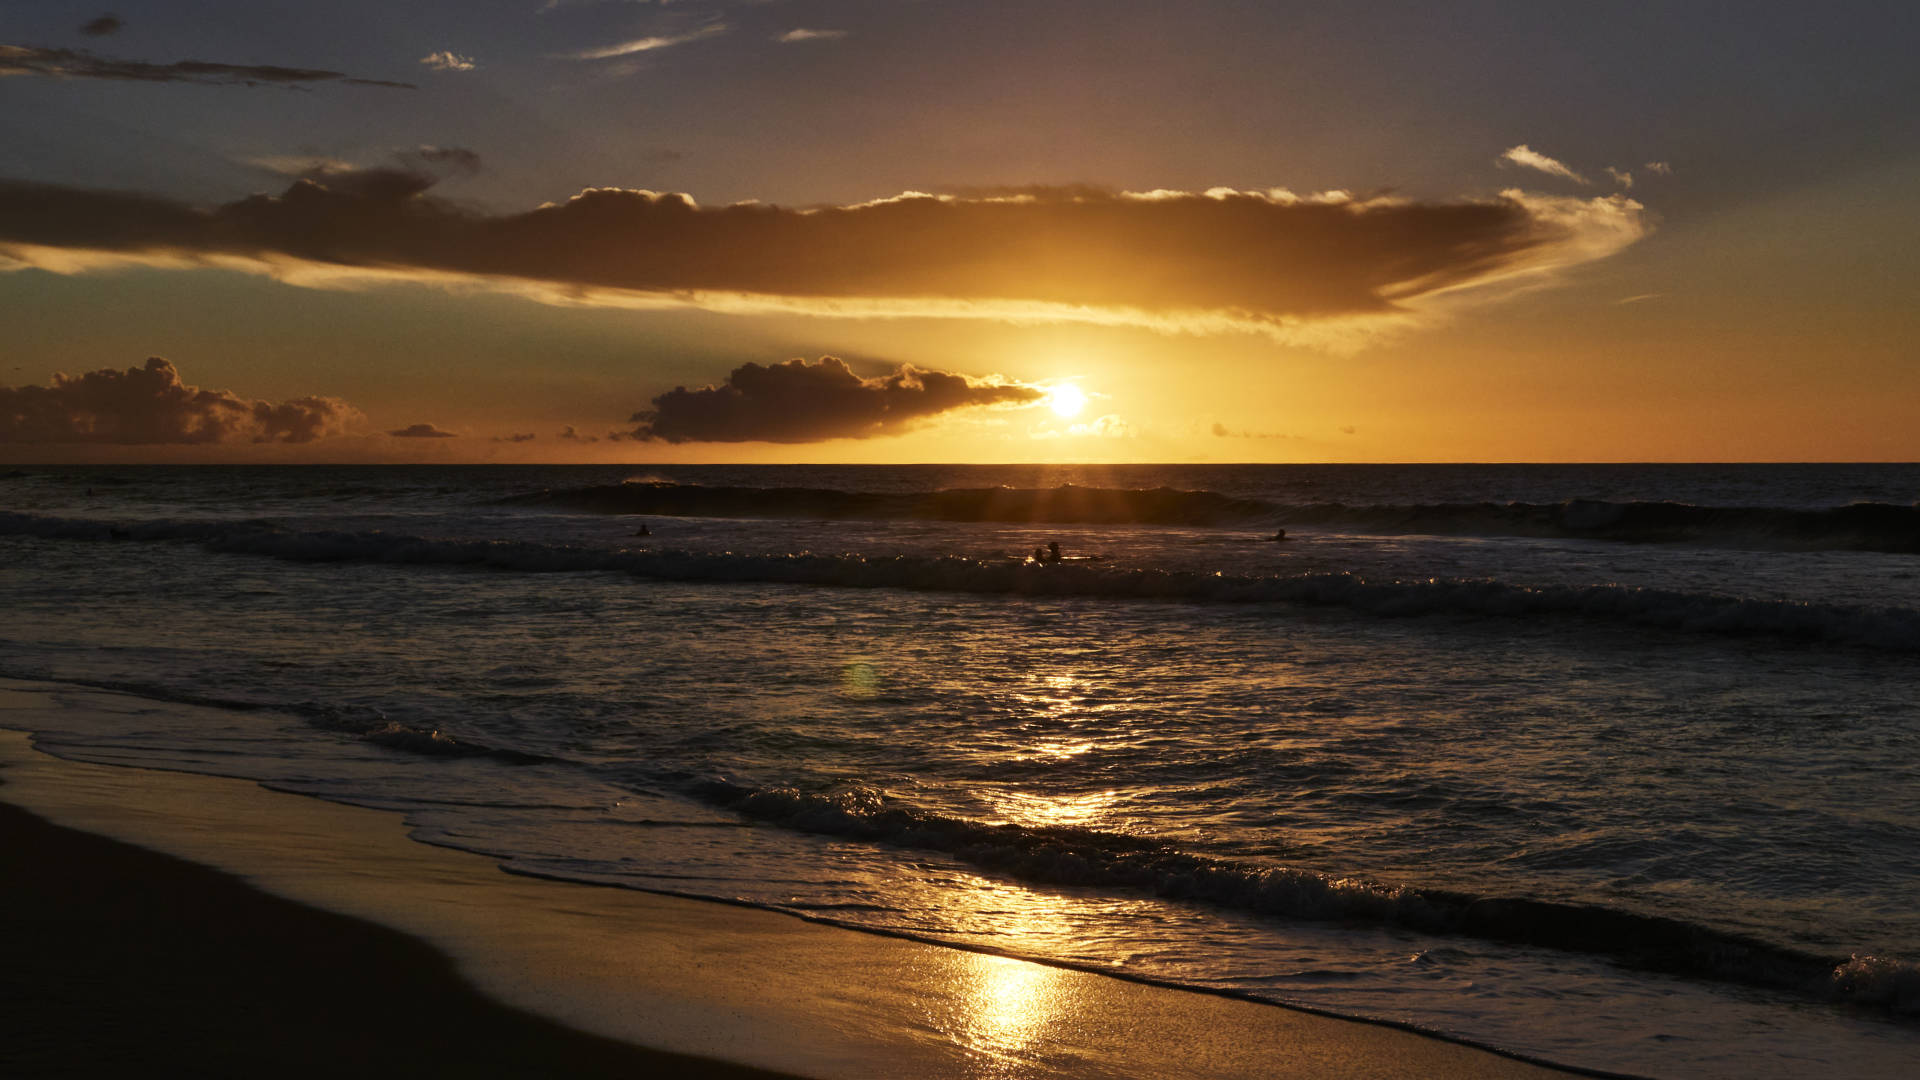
[3,2,1917,463]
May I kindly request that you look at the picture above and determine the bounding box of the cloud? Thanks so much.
[567,23,728,60]
[1499,144,1590,185]
[388,423,457,438]
[80,15,123,37]
[623,357,1042,443]
[557,425,599,443]
[0,171,1647,346]
[1645,161,1673,176]
[1210,422,1296,439]
[0,43,415,89]
[402,145,483,175]
[1066,414,1132,439]
[419,51,475,72]
[1605,166,1633,189]
[253,146,482,190]
[1,358,359,444]
[492,432,537,443]
[777,29,847,43]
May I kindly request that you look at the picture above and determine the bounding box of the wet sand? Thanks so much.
[0,696,1583,1079]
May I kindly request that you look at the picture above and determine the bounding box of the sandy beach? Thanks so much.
[0,686,1579,1080]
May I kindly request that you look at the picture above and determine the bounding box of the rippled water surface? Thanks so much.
[3,463,1918,1078]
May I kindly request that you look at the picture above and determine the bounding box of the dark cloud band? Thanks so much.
[0,43,415,89]
[0,169,1643,337]
[388,423,457,439]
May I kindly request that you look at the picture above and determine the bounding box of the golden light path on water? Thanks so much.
[947,953,1076,1069]
[917,888,1098,1073]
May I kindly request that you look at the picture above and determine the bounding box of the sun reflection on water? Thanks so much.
[984,787,1121,829]
[936,951,1079,1070]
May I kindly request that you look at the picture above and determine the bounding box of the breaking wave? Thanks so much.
[5,511,1918,651]
[698,780,1908,1013]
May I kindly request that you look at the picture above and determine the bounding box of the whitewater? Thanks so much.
[2,463,1916,1078]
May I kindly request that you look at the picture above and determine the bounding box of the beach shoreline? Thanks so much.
[0,685,1586,1080]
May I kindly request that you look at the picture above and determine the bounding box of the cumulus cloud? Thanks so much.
[80,15,123,37]
[567,23,727,60]
[1606,166,1633,189]
[1499,144,1590,185]
[419,51,475,72]
[388,423,457,438]
[0,169,1646,345]
[623,357,1042,443]
[0,43,415,89]
[777,29,847,43]
[0,357,359,444]
[1645,161,1673,176]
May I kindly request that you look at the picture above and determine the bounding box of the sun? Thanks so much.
[1047,383,1088,418]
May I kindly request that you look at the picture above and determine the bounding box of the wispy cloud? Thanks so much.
[777,29,847,44]
[1210,422,1298,440]
[80,15,123,37]
[419,51,475,72]
[1605,166,1633,189]
[621,357,1041,443]
[1644,161,1673,176]
[1499,144,1590,185]
[251,146,483,189]
[0,43,415,89]
[567,22,727,60]
[1,358,359,444]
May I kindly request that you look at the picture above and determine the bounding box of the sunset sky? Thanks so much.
[3,1,1915,463]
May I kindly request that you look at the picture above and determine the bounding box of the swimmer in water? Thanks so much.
[1269,529,1288,541]
[635,523,652,537]
[1045,541,1063,563]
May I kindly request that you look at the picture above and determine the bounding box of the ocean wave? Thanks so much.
[300,703,549,765]
[700,780,1905,1012]
[499,482,1920,552]
[1828,954,1920,1016]
[501,481,1274,526]
[0,666,548,767]
[1283,499,1920,553]
[5,511,1918,651]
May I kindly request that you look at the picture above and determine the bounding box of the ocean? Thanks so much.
[2,463,1916,1078]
